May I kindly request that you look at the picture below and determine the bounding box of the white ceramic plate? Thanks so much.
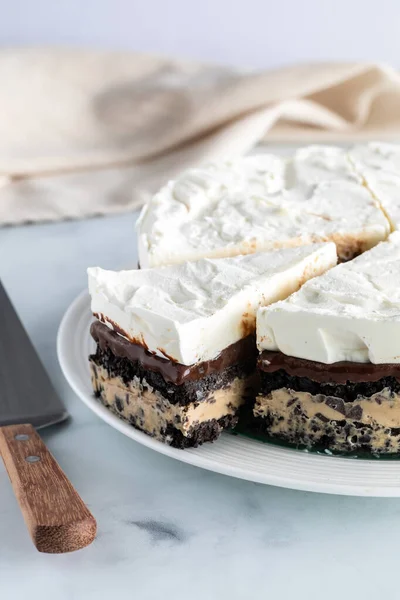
[57,291,400,497]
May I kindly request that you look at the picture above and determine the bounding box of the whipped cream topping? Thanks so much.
[349,142,400,230]
[88,242,337,366]
[257,232,400,364]
[137,149,389,267]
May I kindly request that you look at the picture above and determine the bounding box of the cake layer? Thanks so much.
[137,149,389,267]
[257,232,400,364]
[88,242,336,366]
[91,320,257,387]
[89,358,253,448]
[253,381,400,454]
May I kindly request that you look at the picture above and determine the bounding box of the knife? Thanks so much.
[0,280,96,553]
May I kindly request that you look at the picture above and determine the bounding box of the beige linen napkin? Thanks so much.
[2,48,400,225]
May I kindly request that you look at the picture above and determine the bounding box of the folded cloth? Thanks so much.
[1,48,400,225]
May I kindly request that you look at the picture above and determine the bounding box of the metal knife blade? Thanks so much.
[0,280,68,429]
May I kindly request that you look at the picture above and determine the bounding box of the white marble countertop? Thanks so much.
[1,213,400,600]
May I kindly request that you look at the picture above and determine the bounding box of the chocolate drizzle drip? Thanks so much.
[90,320,257,385]
[258,351,400,384]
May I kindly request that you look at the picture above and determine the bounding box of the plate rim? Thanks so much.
[57,290,400,497]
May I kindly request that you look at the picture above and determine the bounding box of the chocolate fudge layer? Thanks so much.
[90,321,257,448]
[252,351,400,454]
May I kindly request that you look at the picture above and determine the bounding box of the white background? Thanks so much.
[2,0,400,68]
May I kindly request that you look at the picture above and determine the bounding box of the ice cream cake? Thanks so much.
[88,243,336,447]
[137,148,389,267]
[255,232,400,454]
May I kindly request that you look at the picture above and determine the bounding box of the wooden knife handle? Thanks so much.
[0,423,96,553]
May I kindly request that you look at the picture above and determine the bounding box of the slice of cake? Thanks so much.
[137,149,389,267]
[349,142,400,230]
[255,232,400,454]
[88,242,337,448]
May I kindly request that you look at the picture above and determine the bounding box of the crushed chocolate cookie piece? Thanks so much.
[325,396,345,415]
[347,405,363,420]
